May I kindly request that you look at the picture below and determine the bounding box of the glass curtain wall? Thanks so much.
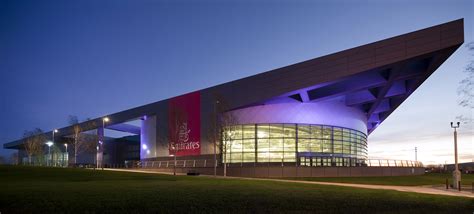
[223,123,367,166]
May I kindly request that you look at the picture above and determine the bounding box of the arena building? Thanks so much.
[3,19,464,177]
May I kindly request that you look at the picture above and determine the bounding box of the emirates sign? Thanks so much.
[168,91,201,156]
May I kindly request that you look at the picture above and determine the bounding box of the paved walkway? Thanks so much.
[102,168,474,198]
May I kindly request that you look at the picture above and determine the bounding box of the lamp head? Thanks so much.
[45,141,53,147]
[103,117,110,122]
[54,129,58,133]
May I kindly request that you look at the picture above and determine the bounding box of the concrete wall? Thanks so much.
[140,166,425,177]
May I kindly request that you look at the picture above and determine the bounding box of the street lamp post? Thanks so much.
[52,129,58,166]
[46,141,53,166]
[415,147,417,162]
[99,117,109,170]
[450,122,461,189]
[64,143,68,167]
[214,100,219,177]
[171,145,177,176]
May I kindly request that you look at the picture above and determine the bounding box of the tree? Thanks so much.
[207,99,220,176]
[10,152,19,165]
[68,115,97,165]
[22,128,46,165]
[169,105,187,176]
[457,41,474,123]
[70,116,82,165]
[80,132,99,165]
[209,95,239,177]
[220,111,238,177]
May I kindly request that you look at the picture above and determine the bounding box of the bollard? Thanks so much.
[446,179,448,189]
[458,181,461,191]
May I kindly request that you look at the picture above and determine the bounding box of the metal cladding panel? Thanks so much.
[200,19,463,112]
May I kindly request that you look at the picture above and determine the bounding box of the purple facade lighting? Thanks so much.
[140,115,157,160]
[227,97,367,134]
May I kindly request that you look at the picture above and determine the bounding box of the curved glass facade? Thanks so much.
[223,124,368,167]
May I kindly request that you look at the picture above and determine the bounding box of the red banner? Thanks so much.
[168,91,201,156]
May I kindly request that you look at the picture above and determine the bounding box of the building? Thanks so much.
[445,162,474,174]
[3,19,464,177]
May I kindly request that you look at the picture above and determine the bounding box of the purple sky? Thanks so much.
[1,0,472,164]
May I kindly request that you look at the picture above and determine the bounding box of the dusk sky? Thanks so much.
[0,0,472,164]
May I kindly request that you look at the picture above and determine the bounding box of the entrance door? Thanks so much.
[300,157,312,166]
[312,157,322,167]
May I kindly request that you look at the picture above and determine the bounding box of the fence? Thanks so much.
[367,159,423,167]
[136,159,423,169]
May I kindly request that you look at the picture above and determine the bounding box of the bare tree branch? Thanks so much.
[206,94,239,176]
[457,41,474,123]
[68,115,98,165]
[22,128,46,165]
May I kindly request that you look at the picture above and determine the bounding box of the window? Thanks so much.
[257,124,269,139]
[322,157,331,166]
[243,125,255,139]
[269,139,283,152]
[242,139,255,152]
[242,152,255,162]
[284,124,296,138]
[269,152,284,162]
[322,140,332,153]
[333,134,342,141]
[257,139,269,152]
[333,141,342,153]
[284,139,296,152]
[298,125,311,138]
[284,152,296,162]
[310,125,322,138]
[269,124,284,138]
[322,126,332,139]
[232,125,243,139]
[313,157,322,166]
[222,123,367,165]
[257,152,269,162]
[230,140,242,152]
[231,152,242,163]
[298,139,311,152]
[310,139,322,152]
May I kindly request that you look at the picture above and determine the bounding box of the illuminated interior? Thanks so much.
[223,124,368,166]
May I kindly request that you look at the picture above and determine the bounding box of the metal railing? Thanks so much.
[367,159,423,167]
[136,159,423,169]
[139,159,215,168]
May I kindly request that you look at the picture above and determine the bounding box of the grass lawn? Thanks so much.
[286,173,474,186]
[0,166,472,213]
